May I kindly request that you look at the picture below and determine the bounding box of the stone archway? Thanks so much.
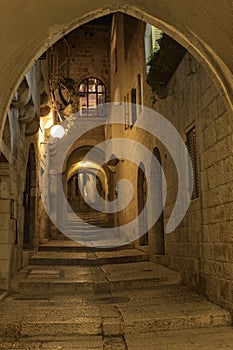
[62,144,110,228]
[67,171,106,213]
[137,162,148,246]
[0,1,232,135]
[23,144,36,249]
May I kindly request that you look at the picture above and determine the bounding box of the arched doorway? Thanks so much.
[152,147,165,255]
[68,171,105,213]
[23,144,36,249]
[137,162,148,246]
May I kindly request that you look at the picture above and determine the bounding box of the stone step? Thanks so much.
[39,240,134,252]
[60,235,132,248]
[1,285,231,338]
[68,212,109,219]
[61,229,124,241]
[2,327,233,350]
[66,223,109,228]
[0,336,103,350]
[0,316,102,337]
[63,228,110,233]
[102,262,181,290]
[29,249,149,266]
[117,286,232,333]
[10,262,181,294]
[55,234,131,246]
[67,214,110,226]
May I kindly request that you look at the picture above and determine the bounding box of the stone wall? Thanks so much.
[110,14,233,312]
[0,63,45,289]
[52,21,111,107]
[0,9,232,314]
[0,116,40,289]
[150,52,233,312]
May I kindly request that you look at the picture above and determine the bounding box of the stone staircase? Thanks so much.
[10,241,180,295]
[0,238,232,349]
[66,211,111,229]
[58,211,123,247]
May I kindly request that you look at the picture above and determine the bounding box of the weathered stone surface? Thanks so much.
[0,9,232,350]
[0,239,232,349]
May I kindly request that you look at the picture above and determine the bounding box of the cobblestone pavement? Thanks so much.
[0,243,232,349]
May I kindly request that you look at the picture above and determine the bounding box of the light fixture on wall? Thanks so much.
[40,123,65,146]
[50,125,65,139]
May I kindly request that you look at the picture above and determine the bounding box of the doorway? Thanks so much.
[137,162,148,246]
[152,147,165,255]
[23,144,36,249]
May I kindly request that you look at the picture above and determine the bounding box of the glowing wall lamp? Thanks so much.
[50,125,65,139]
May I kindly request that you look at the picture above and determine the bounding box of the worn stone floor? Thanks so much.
[0,241,232,349]
[1,328,233,350]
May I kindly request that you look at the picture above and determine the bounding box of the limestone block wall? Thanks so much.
[68,22,110,86]
[110,14,233,311]
[150,52,233,312]
[0,116,39,289]
[109,13,149,233]
[52,21,111,105]
[110,13,146,103]
[0,62,44,290]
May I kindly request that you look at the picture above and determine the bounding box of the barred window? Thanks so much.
[78,77,106,116]
[186,127,199,199]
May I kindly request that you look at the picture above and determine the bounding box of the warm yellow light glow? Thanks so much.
[80,161,88,167]
[44,119,54,129]
[43,109,54,130]
[67,161,102,181]
[38,118,45,147]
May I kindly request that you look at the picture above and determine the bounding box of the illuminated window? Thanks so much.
[78,78,106,116]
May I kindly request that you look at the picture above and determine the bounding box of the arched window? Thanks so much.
[78,78,106,116]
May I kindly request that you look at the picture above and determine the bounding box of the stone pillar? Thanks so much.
[48,169,59,239]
